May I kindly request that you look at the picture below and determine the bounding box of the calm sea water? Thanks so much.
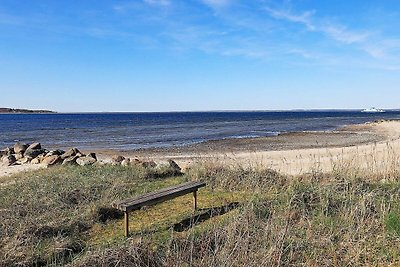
[1,111,400,150]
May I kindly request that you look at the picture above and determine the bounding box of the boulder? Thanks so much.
[167,160,182,175]
[27,142,41,150]
[42,155,63,166]
[5,147,15,156]
[19,156,32,164]
[132,158,142,165]
[93,160,106,166]
[46,149,65,157]
[2,155,17,166]
[61,148,81,160]
[141,161,157,168]
[14,153,24,160]
[14,142,28,154]
[121,158,131,166]
[87,152,97,160]
[62,155,79,166]
[24,148,46,159]
[76,156,96,166]
[31,158,41,164]
[111,155,125,163]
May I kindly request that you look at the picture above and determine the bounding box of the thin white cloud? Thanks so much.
[265,7,369,45]
[110,1,400,70]
[201,0,232,9]
[363,38,400,59]
[321,24,369,44]
[144,0,171,7]
[265,7,315,30]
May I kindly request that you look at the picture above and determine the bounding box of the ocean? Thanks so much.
[1,111,400,150]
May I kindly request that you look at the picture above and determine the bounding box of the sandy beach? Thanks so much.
[92,119,400,175]
[1,119,400,179]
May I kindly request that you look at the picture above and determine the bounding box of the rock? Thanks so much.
[141,161,157,168]
[132,158,142,165]
[46,149,65,157]
[2,155,17,166]
[87,152,97,160]
[168,160,181,171]
[168,159,182,175]
[61,148,81,160]
[111,155,125,163]
[31,158,41,164]
[24,148,46,159]
[93,160,106,166]
[76,156,96,166]
[62,155,79,166]
[0,150,7,157]
[5,147,15,156]
[42,155,63,166]
[14,142,28,154]
[27,142,41,150]
[19,156,32,164]
[121,158,131,166]
[14,153,24,160]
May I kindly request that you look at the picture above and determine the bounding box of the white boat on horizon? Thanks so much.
[361,107,385,113]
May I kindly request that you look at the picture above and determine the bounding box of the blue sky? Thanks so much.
[0,0,400,112]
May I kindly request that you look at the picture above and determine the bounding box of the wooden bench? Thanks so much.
[113,181,206,237]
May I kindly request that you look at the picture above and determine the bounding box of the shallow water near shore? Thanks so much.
[1,111,400,150]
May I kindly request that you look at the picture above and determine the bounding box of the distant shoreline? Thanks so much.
[0,108,56,114]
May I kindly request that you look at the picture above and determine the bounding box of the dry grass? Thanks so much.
[2,157,400,266]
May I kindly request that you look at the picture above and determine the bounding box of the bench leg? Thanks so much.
[124,211,129,237]
[193,190,198,211]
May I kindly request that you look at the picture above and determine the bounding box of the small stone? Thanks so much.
[111,155,125,163]
[76,156,96,166]
[121,158,131,166]
[132,158,142,165]
[93,160,106,166]
[14,142,28,154]
[42,155,63,166]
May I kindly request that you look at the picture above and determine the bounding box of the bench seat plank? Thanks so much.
[113,181,205,212]
[114,181,201,207]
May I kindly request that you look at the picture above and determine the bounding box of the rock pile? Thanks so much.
[0,142,182,172]
[0,142,97,167]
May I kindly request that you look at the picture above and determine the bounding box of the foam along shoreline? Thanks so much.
[1,119,399,179]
